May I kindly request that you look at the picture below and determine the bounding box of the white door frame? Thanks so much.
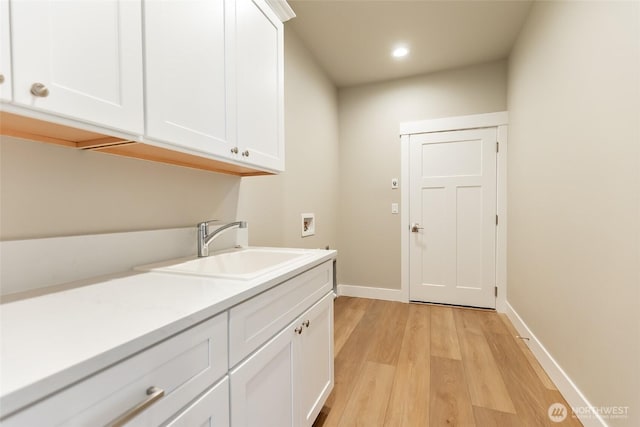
[399,111,508,312]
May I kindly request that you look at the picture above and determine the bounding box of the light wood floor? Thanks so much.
[314,297,583,427]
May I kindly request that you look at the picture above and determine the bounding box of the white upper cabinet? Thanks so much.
[0,0,12,101]
[234,0,284,171]
[3,0,290,174]
[144,0,236,158]
[9,0,144,133]
[145,0,285,172]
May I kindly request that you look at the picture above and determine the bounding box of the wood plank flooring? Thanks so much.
[313,297,582,427]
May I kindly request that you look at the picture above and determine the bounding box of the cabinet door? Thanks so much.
[144,0,235,158]
[297,293,334,427]
[0,0,11,101]
[165,377,230,427]
[10,0,143,133]
[235,0,284,171]
[230,324,295,427]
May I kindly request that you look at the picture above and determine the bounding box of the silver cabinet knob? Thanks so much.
[0,74,4,84]
[230,147,239,154]
[242,150,250,157]
[30,82,50,97]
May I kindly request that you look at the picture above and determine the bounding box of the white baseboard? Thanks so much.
[505,302,607,427]
[337,283,406,302]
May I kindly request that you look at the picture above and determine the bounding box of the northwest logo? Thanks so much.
[548,402,568,422]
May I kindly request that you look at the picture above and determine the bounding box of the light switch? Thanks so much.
[391,178,399,189]
[391,203,399,214]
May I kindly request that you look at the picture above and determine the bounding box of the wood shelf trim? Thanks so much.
[0,111,272,176]
[93,142,270,176]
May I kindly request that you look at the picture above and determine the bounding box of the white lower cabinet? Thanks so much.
[1,312,228,427]
[230,292,334,427]
[297,293,334,426]
[1,259,334,427]
[230,320,296,427]
[165,377,230,427]
[229,261,333,366]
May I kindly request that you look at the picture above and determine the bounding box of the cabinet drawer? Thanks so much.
[2,313,228,427]
[229,261,332,366]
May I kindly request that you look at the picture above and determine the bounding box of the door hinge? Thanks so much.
[496,215,499,225]
[496,141,499,153]
[495,286,498,297]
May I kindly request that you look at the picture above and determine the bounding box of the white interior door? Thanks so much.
[409,128,497,308]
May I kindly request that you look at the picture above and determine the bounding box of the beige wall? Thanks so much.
[507,1,640,424]
[337,61,507,288]
[0,28,338,251]
[0,135,240,239]
[238,27,339,250]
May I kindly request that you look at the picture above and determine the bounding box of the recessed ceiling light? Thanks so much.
[392,46,409,58]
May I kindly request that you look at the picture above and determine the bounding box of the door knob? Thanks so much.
[411,223,424,233]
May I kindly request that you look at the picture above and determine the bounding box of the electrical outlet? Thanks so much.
[391,203,399,214]
[391,178,399,189]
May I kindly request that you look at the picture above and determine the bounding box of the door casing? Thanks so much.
[399,111,508,312]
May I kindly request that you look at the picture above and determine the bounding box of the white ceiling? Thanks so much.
[287,0,534,87]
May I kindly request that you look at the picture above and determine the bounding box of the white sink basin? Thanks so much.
[144,248,314,280]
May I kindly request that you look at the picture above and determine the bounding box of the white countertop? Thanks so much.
[0,247,336,418]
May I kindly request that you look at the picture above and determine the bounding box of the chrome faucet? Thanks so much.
[197,220,248,257]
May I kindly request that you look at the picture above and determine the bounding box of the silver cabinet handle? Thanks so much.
[0,74,4,84]
[30,82,50,97]
[105,386,165,427]
[302,320,310,328]
[294,326,303,335]
[230,147,238,154]
[411,223,424,233]
[241,150,249,157]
